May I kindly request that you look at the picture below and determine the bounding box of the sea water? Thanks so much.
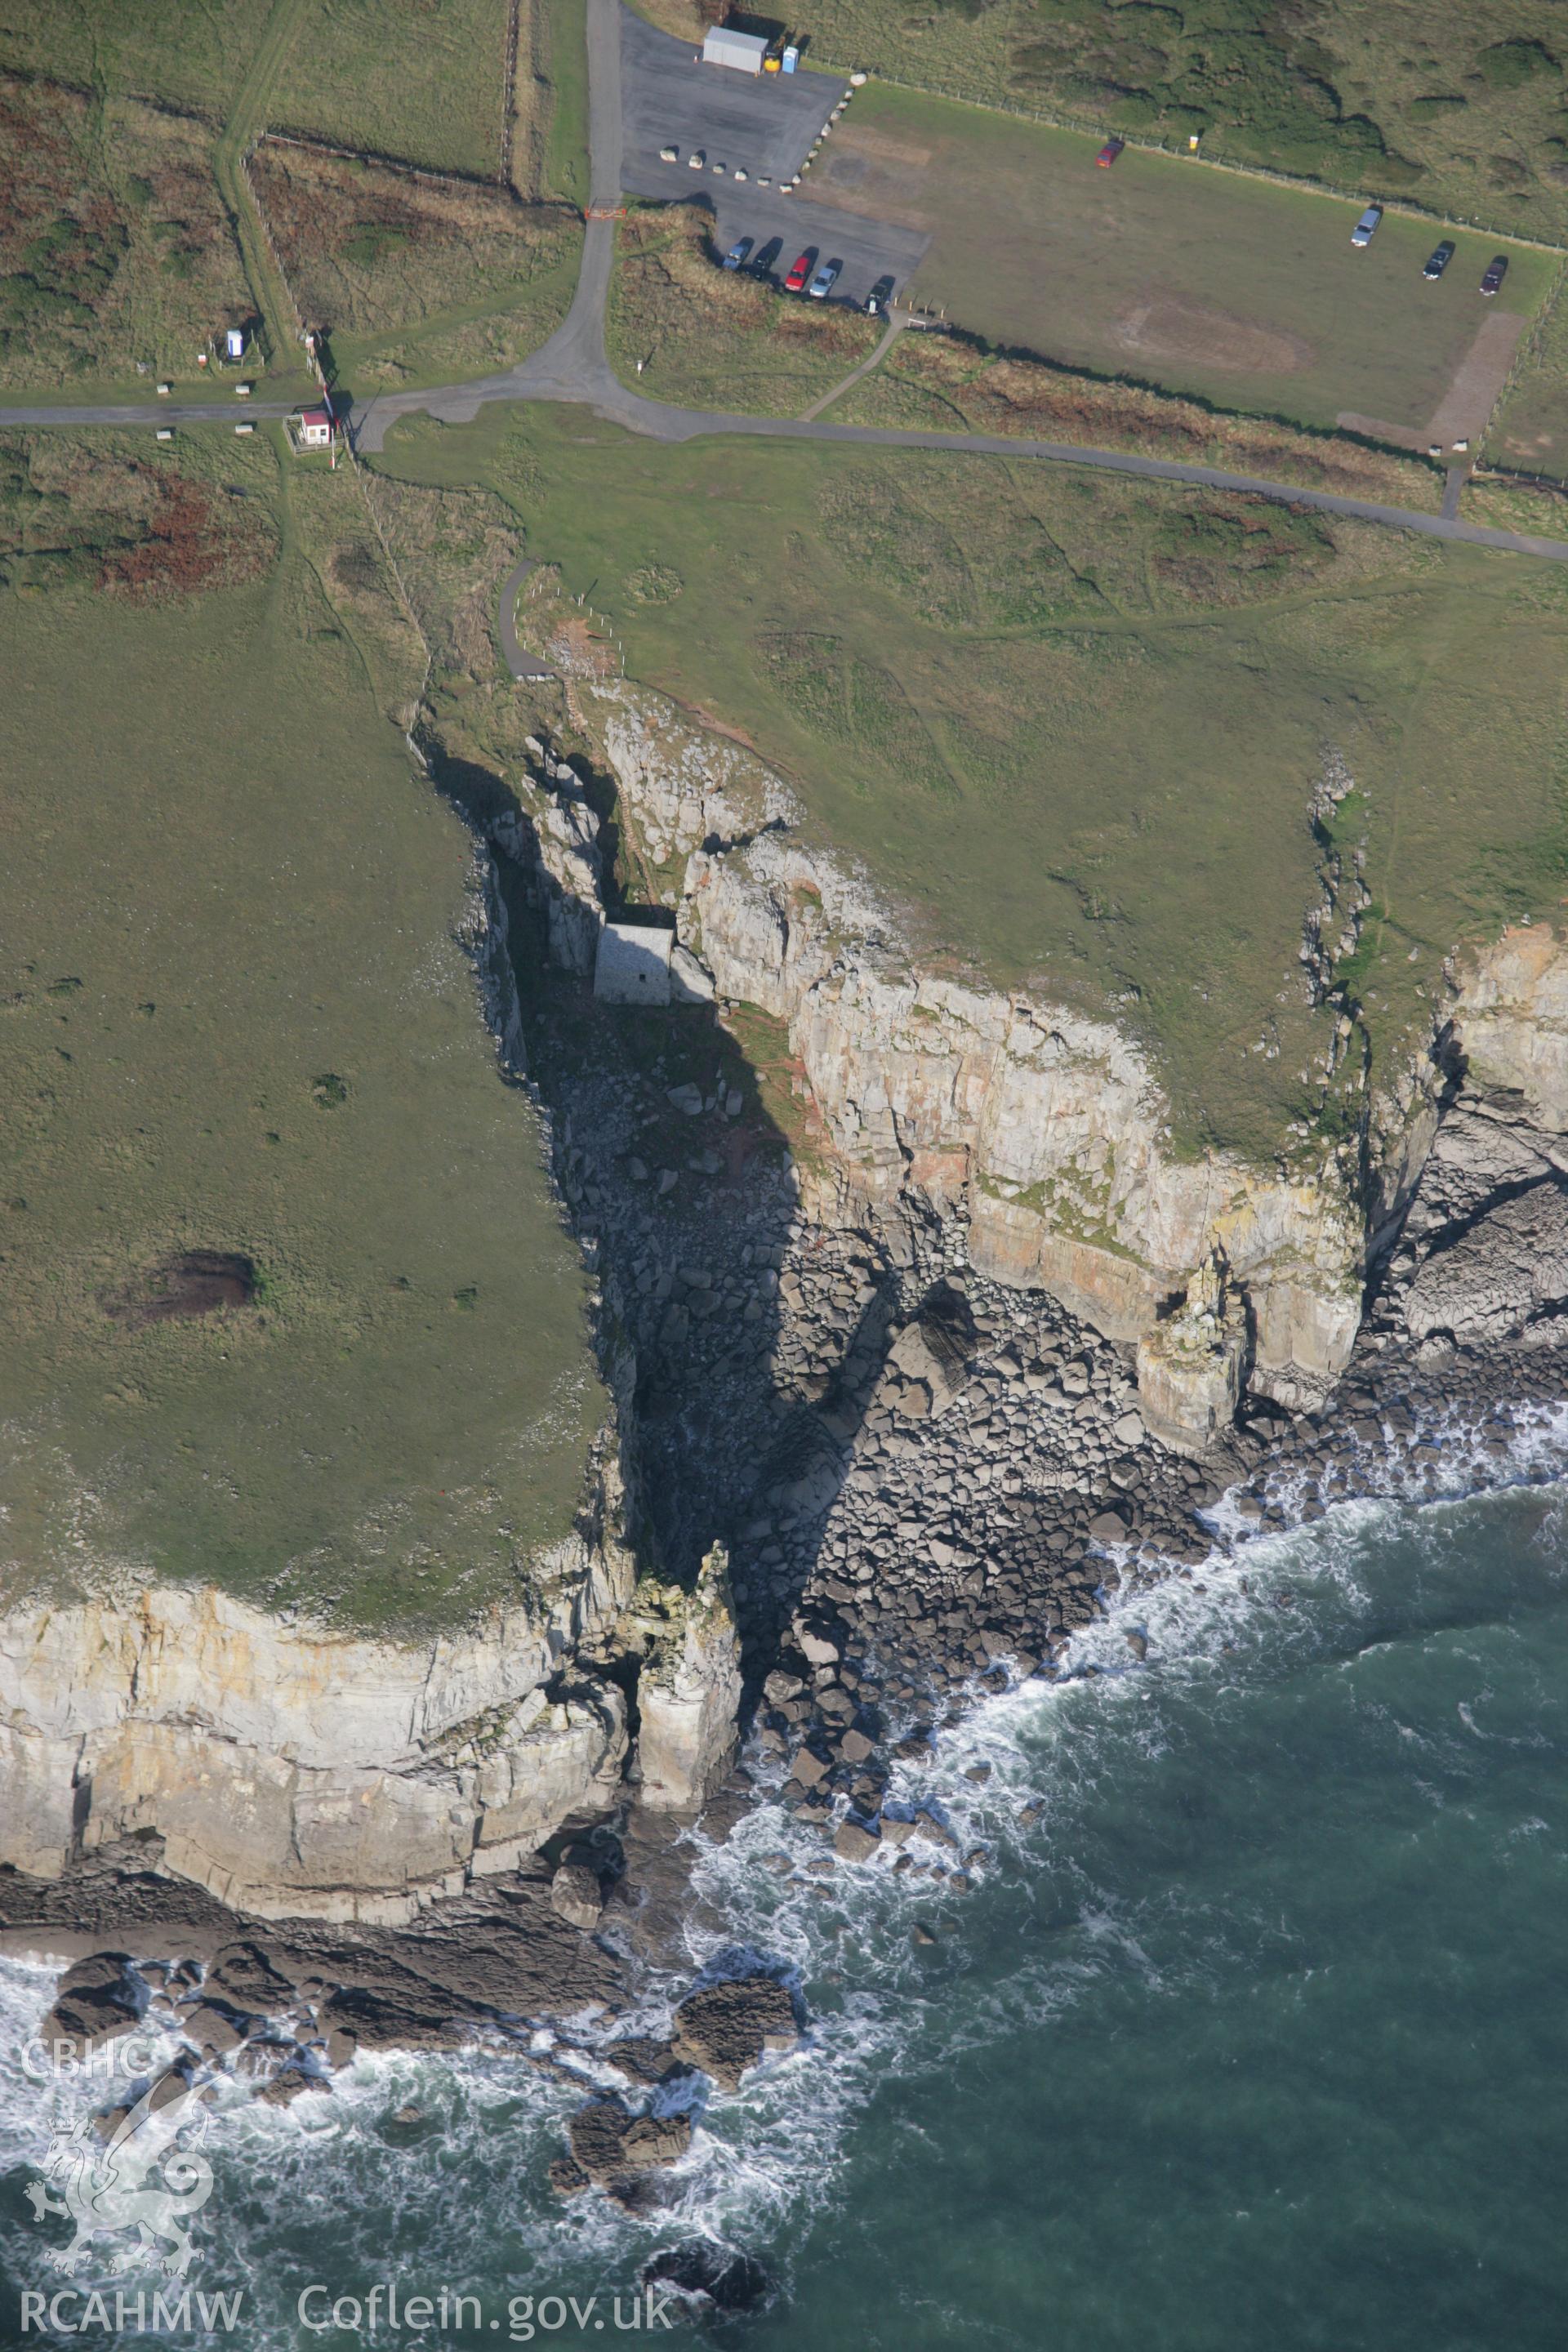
[2,1464,1566,2350]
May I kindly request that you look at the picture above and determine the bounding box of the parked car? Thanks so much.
[784,248,815,292]
[1423,239,1455,280]
[1481,253,1509,296]
[723,236,754,271]
[808,256,842,299]
[1096,138,1125,167]
[1351,203,1383,247]
[866,274,897,315]
[752,236,783,279]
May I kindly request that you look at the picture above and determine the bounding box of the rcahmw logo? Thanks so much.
[21,2287,244,2335]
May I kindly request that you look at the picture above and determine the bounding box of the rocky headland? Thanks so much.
[11,614,1568,2220]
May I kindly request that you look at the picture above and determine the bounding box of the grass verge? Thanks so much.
[835,327,1446,510]
[540,0,589,211]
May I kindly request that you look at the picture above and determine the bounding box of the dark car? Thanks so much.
[1481,253,1509,296]
[1096,137,1125,167]
[751,235,783,279]
[866,274,897,315]
[722,236,754,272]
[784,248,815,293]
[1423,239,1456,281]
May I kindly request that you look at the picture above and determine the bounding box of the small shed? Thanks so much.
[223,328,245,361]
[702,25,768,72]
[298,404,332,448]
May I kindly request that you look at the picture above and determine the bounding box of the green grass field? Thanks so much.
[816,84,1555,437]
[268,0,513,178]
[0,0,266,116]
[0,427,601,1629]
[372,404,1568,1168]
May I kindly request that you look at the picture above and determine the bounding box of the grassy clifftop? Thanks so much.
[378,404,1568,1169]
[0,427,602,1631]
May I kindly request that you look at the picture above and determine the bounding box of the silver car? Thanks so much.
[1351,203,1383,247]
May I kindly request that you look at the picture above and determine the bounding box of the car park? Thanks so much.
[1351,204,1383,247]
[866,274,897,315]
[784,248,815,292]
[1481,254,1509,296]
[1096,139,1125,167]
[1423,239,1455,281]
[808,256,842,299]
[723,236,754,271]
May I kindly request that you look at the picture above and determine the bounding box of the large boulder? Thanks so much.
[38,1953,139,2063]
[884,1284,977,1417]
[671,1975,798,2091]
[549,1860,604,1932]
[568,2096,692,2185]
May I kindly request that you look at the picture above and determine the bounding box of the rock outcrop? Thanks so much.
[670,1973,799,2090]
[1136,1251,1249,1452]
[1374,929,1568,1357]
[635,1544,743,1810]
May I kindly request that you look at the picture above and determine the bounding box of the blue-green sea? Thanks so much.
[5,1463,1567,2350]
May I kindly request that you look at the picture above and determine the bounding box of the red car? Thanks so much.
[1096,138,1125,167]
[784,248,815,292]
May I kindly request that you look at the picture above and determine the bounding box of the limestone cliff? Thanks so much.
[568,678,1365,1428]
[1374,925,1568,1359]
[0,1538,633,1924]
[538,677,1568,1438]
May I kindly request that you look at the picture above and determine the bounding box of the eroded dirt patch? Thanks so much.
[105,1251,260,1329]
[1111,294,1316,376]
